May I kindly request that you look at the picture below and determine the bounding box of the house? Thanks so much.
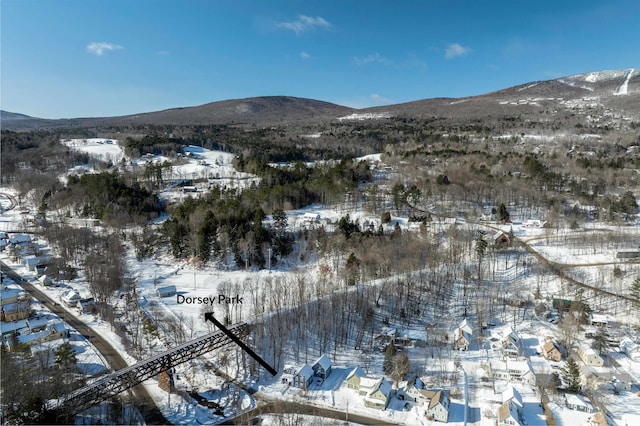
[4,321,69,351]
[61,290,81,307]
[490,360,536,386]
[497,401,521,425]
[76,298,97,314]
[364,378,392,410]
[293,364,314,390]
[502,386,523,412]
[565,393,594,413]
[1,301,32,322]
[501,326,521,358]
[37,275,53,287]
[426,390,450,422]
[612,372,636,392]
[1,286,25,306]
[493,231,511,245]
[542,339,563,362]
[357,376,383,396]
[345,367,366,390]
[616,250,640,259]
[312,353,332,380]
[156,285,176,298]
[589,312,608,327]
[577,346,604,367]
[620,338,640,362]
[302,212,320,223]
[453,327,471,351]
[403,377,433,404]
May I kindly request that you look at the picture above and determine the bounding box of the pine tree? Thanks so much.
[561,358,581,393]
[630,277,640,309]
[591,326,608,355]
[383,343,396,372]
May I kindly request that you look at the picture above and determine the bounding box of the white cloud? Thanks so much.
[369,93,392,104]
[353,53,391,66]
[445,43,470,59]
[87,42,123,56]
[300,51,311,59]
[277,15,331,34]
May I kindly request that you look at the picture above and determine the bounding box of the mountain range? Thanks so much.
[1,69,638,131]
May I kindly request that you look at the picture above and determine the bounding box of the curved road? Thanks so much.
[225,400,398,425]
[1,261,169,424]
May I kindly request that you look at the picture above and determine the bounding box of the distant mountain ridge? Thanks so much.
[1,68,638,130]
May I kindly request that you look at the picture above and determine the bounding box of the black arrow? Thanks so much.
[204,313,277,376]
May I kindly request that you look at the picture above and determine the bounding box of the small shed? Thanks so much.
[156,285,177,298]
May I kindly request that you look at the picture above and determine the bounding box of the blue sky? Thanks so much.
[2,0,639,118]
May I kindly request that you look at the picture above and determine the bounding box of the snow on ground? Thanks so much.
[338,112,391,121]
[62,138,124,163]
[614,68,634,96]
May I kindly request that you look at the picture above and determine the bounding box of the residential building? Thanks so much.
[345,367,366,390]
[577,346,604,367]
[426,390,450,422]
[293,364,314,390]
[497,400,521,425]
[312,354,332,380]
[364,378,392,410]
[156,285,177,298]
[565,393,594,413]
[542,339,563,362]
[490,359,536,386]
[453,319,473,351]
[501,326,521,358]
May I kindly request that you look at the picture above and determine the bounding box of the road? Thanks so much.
[223,400,399,425]
[0,261,170,425]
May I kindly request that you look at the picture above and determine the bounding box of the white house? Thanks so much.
[589,312,608,327]
[490,359,536,386]
[502,386,523,412]
[156,285,177,298]
[426,390,450,423]
[565,393,594,413]
[498,400,521,425]
[577,346,604,367]
[501,326,522,358]
[61,290,81,307]
[453,319,473,351]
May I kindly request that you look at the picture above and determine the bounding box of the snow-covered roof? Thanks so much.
[313,353,331,370]
[359,376,382,390]
[459,318,473,334]
[296,364,313,378]
[502,386,523,407]
[369,379,391,398]
[565,393,592,409]
[491,359,532,374]
[346,366,365,380]
[590,312,608,323]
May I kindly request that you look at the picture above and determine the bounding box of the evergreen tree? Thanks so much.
[591,326,608,355]
[630,277,640,309]
[497,202,510,222]
[475,233,488,280]
[561,358,581,393]
[383,343,396,372]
